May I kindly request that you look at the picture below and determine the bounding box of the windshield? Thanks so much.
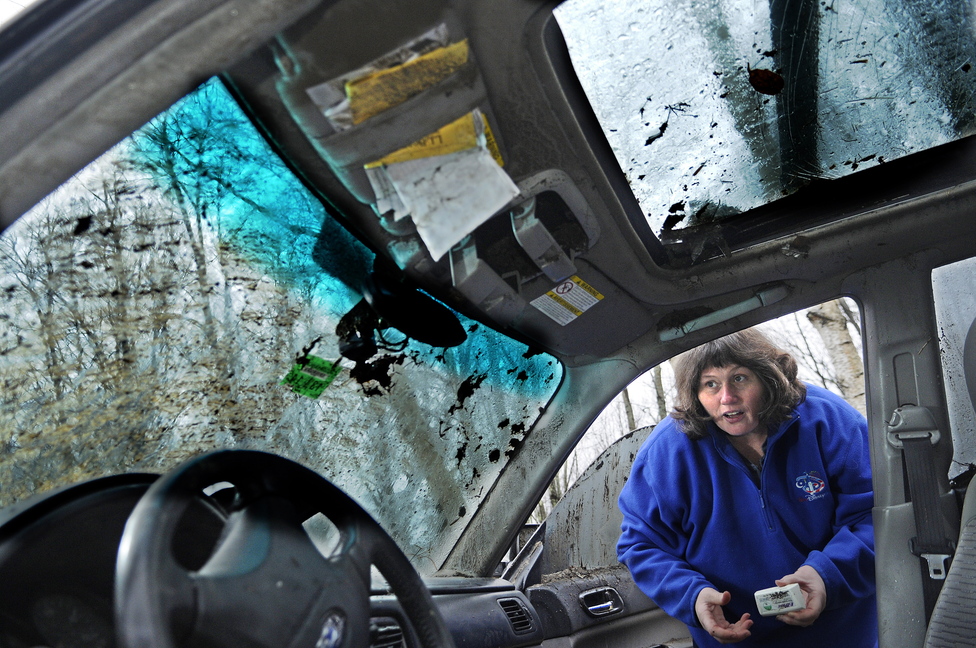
[555,0,976,237]
[0,79,562,573]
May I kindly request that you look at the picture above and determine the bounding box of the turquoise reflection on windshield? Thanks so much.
[131,79,373,320]
[131,79,559,399]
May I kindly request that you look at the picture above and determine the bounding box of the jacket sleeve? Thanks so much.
[801,395,876,609]
[616,434,712,627]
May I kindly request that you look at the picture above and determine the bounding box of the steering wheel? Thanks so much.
[115,449,457,648]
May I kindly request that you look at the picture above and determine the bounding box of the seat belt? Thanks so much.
[887,406,956,622]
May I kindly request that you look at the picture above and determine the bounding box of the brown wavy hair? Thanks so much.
[671,328,807,440]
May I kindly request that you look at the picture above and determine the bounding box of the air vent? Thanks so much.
[369,618,405,648]
[498,597,535,635]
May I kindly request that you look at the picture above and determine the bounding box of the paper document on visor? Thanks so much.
[365,110,482,169]
[365,109,518,261]
[380,146,518,261]
[304,25,459,131]
[345,39,470,125]
[305,25,517,262]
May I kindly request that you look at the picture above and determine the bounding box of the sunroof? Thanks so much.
[554,0,976,238]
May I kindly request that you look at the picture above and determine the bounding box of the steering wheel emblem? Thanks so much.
[316,612,346,648]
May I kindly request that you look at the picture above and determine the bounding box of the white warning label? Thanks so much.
[531,276,604,326]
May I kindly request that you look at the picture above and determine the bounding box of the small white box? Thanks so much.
[753,583,805,616]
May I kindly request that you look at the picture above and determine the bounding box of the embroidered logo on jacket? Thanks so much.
[794,471,827,502]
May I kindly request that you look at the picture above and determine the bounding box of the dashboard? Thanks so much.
[0,475,544,648]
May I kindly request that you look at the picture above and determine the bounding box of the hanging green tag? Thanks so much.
[281,355,343,398]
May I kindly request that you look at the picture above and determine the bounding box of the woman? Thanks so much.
[617,329,876,646]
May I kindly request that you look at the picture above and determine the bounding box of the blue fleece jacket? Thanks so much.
[617,384,876,647]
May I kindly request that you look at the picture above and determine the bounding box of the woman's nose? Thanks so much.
[719,385,738,403]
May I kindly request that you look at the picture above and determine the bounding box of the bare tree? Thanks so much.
[530,362,673,523]
[806,299,865,414]
[129,86,234,377]
[652,364,667,420]
[761,298,864,417]
[0,80,330,503]
[621,388,637,431]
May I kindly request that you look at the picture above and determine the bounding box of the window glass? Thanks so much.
[530,300,863,573]
[0,79,562,573]
[555,0,976,237]
[932,257,976,480]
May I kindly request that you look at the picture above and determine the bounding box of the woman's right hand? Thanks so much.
[695,588,754,644]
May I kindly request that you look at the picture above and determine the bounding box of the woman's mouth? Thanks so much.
[722,410,744,420]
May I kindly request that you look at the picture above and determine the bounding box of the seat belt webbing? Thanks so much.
[887,406,955,623]
[903,435,953,621]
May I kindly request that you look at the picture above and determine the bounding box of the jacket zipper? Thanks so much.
[758,470,774,531]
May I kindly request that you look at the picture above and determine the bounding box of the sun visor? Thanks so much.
[275,22,519,263]
[273,9,602,335]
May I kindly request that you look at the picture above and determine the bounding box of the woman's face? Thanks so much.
[697,365,766,437]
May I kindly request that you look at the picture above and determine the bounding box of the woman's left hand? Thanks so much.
[774,565,826,627]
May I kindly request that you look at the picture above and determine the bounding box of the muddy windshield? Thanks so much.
[556,0,976,237]
[0,80,562,573]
